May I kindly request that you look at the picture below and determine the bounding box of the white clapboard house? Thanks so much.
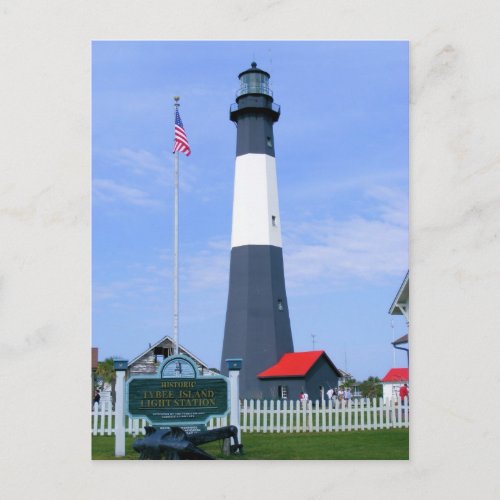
[127,335,216,377]
[95,336,215,408]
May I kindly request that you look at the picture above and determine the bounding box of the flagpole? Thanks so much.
[173,96,180,355]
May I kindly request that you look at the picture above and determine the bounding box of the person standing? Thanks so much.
[344,387,351,405]
[338,386,344,404]
[93,389,100,409]
[399,383,409,404]
[326,387,334,401]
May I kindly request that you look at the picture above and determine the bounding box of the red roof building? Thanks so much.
[256,351,342,401]
[381,368,409,401]
[258,351,339,378]
[381,368,409,383]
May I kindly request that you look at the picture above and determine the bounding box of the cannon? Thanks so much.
[132,425,243,460]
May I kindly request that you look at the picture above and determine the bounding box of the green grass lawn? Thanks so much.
[92,428,408,460]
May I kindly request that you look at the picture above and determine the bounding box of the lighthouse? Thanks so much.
[221,62,294,399]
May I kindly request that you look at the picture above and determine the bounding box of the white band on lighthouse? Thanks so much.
[231,153,282,249]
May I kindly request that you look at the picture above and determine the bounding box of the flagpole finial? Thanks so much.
[174,96,180,107]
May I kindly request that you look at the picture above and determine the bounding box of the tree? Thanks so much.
[95,357,117,408]
[342,376,357,389]
[358,376,382,399]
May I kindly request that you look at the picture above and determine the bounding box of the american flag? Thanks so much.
[173,108,191,156]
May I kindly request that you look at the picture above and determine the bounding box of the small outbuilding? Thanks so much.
[380,367,409,401]
[257,350,342,401]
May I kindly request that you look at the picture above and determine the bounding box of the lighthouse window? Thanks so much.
[277,299,284,311]
[272,215,276,226]
[266,136,273,147]
[241,72,269,95]
[237,67,272,97]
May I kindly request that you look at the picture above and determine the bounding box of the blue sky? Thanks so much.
[92,41,408,381]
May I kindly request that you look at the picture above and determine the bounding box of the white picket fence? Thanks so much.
[91,397,408,436]
[91,402,229,436]
[240,397,409,433]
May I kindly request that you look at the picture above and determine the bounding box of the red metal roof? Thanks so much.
[258,351,338,378]
[381,368,409,382]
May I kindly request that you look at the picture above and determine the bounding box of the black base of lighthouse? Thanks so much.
[221,245,294,399]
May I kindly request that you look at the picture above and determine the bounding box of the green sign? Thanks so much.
[126,355,229,427]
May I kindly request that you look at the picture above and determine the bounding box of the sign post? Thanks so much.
[226,358,242,443]
[114,359,128,457]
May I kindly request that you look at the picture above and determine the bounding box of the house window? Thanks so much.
[153,346,173,363]
[277,299,284,311]
[278,385,288,399]
[271,215,276,226]
[267,136,273,147]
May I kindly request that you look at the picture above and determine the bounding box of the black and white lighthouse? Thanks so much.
[221,62,294,399]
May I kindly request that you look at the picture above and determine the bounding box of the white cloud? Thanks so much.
[94,184,407,305]
[282,167,407,205]
[114,148,166,175]
[94,275,167,307]
[105,147,201,193]
[93,238,230,303]
[283,187,408,291]
[366,184,408,226]
[182,239,230,292]
[284,217,407,291]
[94,279,139,302]
[93,178,162,208]
[178,184,407,297]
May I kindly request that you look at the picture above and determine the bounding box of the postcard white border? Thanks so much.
[2,1,499,499]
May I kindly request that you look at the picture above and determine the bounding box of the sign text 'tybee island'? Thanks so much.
[126,355,229,427]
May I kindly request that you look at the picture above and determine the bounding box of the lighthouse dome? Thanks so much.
[236,62,273,98]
